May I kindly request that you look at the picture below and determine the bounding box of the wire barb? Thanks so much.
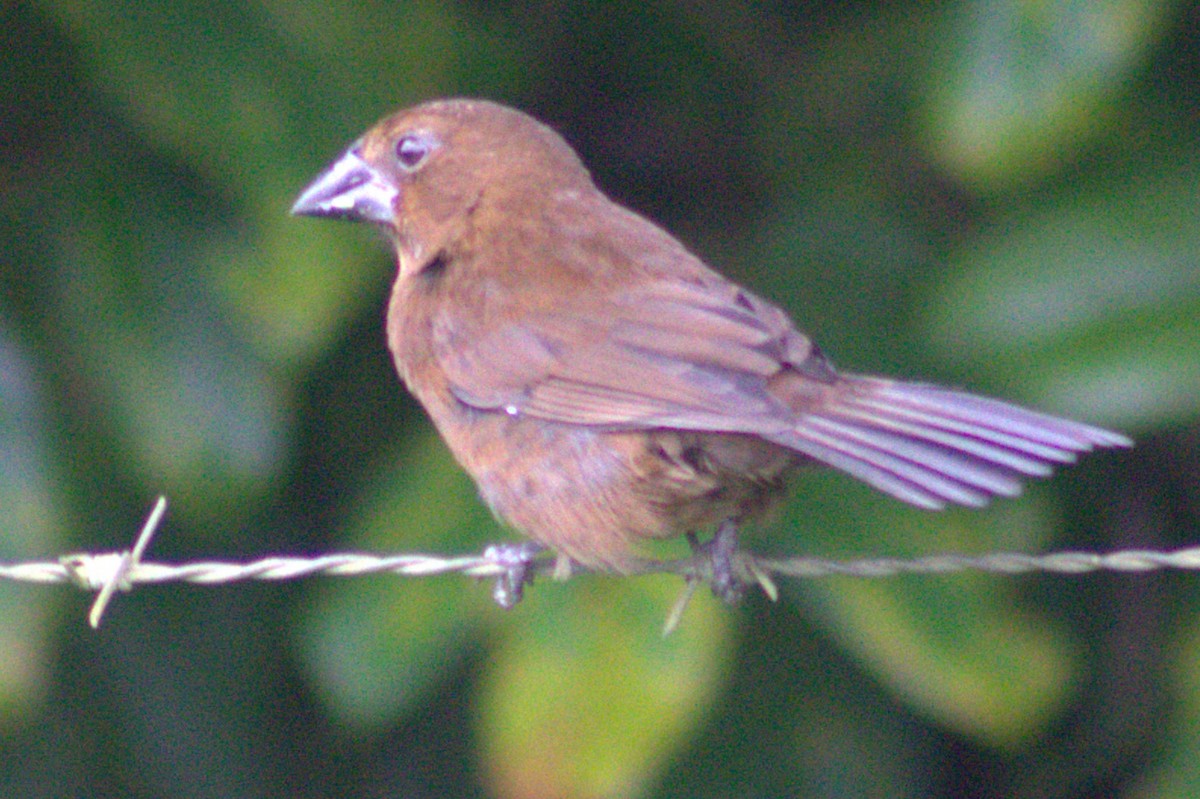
[9,495,1200,628]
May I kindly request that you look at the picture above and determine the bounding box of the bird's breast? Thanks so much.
[410,391,791,569]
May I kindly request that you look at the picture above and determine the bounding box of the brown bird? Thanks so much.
[293,98,1130,602]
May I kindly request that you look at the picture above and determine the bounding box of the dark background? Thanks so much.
[2,1,1199,797]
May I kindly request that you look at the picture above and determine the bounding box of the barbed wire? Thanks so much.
[8,497,1200,631]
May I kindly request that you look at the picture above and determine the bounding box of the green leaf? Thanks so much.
[42,149,286,520]
[296,433,500,726]
[923,152,1200,430]
[299,575,484,729]
[477,576,733,799]
[921,0,1172,191]
[37,0,486,365]
[0,329,62,719]
[1130,616,1200,798]
[776,474,1076,749]
[745,154,934,371]
[659,611,935,799]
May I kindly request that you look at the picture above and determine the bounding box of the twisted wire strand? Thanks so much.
[8,497,1197,628]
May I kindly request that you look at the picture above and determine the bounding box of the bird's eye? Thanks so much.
[395,135,432,171]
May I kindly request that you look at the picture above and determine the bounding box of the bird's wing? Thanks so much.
[433,276,813,436]
[433,275,1130,510]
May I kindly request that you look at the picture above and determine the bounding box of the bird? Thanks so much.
[292,98,1131,603]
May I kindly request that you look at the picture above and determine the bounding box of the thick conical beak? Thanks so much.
[291,142,398,225]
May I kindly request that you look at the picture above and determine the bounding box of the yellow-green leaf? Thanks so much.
[478,576,733,799]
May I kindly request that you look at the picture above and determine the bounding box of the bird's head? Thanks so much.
[292,98,592,274]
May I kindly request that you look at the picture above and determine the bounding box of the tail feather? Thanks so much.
[801,415,1026,496]
[842,396,1074,465]
[771,377,1132,510]
[866,384,1131,450]
[772,423,970,509]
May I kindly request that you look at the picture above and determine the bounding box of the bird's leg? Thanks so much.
[483,541,546,608]
[709,519,745,603]
[687,519,745,604]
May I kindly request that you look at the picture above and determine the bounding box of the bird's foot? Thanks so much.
[687,520,746,604]
[483,541,545,609]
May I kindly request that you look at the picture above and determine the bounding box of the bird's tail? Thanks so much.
[768,376,1131,509]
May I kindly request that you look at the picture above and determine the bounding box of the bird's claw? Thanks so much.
[483,541,545,609]
[688,520,746,604]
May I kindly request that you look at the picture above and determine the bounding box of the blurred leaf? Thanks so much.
[477,577,733,799]
[808,572,1073,750]
[660,608,936,799]
[300,575,484,729]
[297,432,499,726]
[41,0,359,364]
[39,0,450,186]
[36,0,523,364]
[923,151,1200,430]
[209,216,391,365]
[746,156,935,371]
[776,473,1075,748]
[41,143,286,522]
[922,0,1172,191]
[1130,616,1200,798]
[0,328,60,719]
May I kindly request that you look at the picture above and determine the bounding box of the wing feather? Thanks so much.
[432,275,1130,509]
[436,277,802,428]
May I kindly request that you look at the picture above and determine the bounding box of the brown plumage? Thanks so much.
[293,98,1130,590]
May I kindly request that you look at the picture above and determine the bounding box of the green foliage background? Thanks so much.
[2,1,1198,796]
